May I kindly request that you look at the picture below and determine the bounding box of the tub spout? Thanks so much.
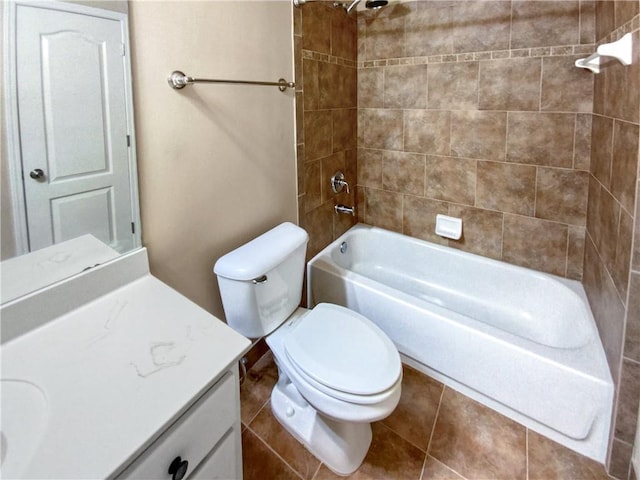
[335,204,355,216]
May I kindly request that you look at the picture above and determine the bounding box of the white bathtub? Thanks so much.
[307,224,614,462]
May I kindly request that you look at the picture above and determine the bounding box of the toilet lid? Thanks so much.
[283,303,401,396]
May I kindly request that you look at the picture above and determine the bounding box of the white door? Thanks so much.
[16,3,135,253]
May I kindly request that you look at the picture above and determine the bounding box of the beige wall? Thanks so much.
[129,1,297,319]
[583,2,640,478]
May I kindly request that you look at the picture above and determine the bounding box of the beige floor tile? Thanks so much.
[242,428,301,480]
[313,422,426,480]
[527,430,609,480]
[249,406,321,480]
[421,455,466,480]
[429,387,526,480]
[381,364,444,451]
[240,351,278,425]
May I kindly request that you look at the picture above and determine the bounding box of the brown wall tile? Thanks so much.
[304,110,332,161]
[614,0,639,28]
[511,1,581,49]
[535,168,589,225]
[302,2,331,54]
[447,205,503,259]
[604,38,640,124]
[590,115,614,188]
[319,63,357,109]
[477,161,536,216]
[304,160,321,212]
[332,108,357,153]
[541,56,594,113]
[594,183,622,272]
[611,120,639,213]
[635,180,640,270]
[331,8,357,60]
[609,439,633,480]
[404,110,451,156]
[427,62,479,110]
[402,194,449,244]
[574,114,593,171]
[305,202,334,259]
[303,59,319,111]
[451,111,507,161]
[384,65,427,109]
[595,1,615,41]
[357,148,383,188]
[364,187,403,232]
[358,67,384,108]
[580,0,596,44]
[502,214,569,276]
[362,109,404,150]
[362,5,405,60]
[507,112,575,168]
[405,1,452,57]
[614,358,640,443]
[425,155,476,205]
[611,210,633,300]
[450,1,511,53]
[583,237,626,384]
[567,225,586,280]
[382,151,426,196]
[625,272,640,362]
[479,58,542,112]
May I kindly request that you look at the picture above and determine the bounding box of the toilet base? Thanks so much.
[270,375,372,476]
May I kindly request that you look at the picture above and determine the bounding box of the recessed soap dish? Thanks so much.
[435,214,463,240]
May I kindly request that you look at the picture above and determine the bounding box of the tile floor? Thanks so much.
[240,351,613,480]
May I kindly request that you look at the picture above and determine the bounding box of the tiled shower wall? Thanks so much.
[583,2,640,479]
[294,3,359,259]
[356,1,596,279]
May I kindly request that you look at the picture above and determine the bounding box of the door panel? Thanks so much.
[16,4,133,253]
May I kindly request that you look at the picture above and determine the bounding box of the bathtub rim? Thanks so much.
[307,223,613,385]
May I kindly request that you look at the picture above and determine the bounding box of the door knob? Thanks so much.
[29,169,45,180]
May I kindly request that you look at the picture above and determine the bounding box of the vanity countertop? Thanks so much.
[0,249,251,478]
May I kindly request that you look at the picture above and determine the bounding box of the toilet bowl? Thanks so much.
[214,223,402,475]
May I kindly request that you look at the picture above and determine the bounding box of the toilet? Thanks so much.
[214,222,402,475]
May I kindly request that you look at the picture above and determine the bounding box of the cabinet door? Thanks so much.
[189,427,242,480]
[118,373,238,479]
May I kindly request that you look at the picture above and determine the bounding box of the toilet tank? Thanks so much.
[213,223,309,338]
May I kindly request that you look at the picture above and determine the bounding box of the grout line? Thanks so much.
[245,425,305,480]
[310,461,323,480]
[426,384,446,456]
[525,428,530,480]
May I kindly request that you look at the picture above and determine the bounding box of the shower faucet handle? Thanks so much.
[330,171,350,194]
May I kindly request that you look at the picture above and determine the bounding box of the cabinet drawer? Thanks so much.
[118,372,237,479]
[189,427,241,479]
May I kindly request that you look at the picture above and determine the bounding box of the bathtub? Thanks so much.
[307,224,614,463]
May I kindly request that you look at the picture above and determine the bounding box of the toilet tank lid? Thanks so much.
[213,222,309,281]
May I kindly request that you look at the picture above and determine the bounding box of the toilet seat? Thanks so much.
[283,303,401,403]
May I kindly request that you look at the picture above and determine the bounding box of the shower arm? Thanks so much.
[293,0,362,14]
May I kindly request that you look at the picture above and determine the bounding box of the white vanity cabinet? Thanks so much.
[118,369,242,480]
[0,248,251,479]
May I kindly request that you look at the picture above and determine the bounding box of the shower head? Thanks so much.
[365,0,388,9]
[344,0,389,14]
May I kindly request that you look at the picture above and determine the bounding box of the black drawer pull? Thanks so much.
[168,456,189,480]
